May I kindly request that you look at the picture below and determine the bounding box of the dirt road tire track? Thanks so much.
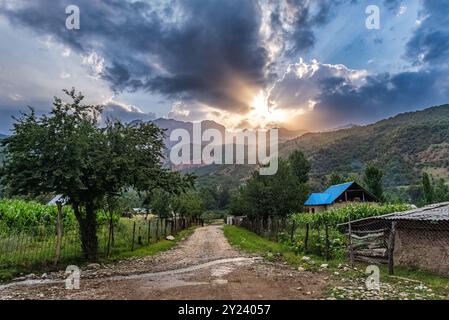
[0,225,331,300]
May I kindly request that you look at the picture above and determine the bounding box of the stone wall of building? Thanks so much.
[394,228,449,276]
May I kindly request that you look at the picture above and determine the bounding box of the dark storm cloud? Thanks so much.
[277,0,347,56]
[298,67,449,130]
[0,0,342,114]
[405,0,449,67]
[271,60,449,131]
[0,0,268,113]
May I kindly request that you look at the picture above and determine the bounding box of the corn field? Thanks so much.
[0,216,194,269]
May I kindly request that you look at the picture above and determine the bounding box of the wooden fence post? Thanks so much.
[325,224,330,261]
[317,225,321,255]
[147,220,151,245]
[388,221,397,275]
[304,223,309,253]
[290,221,296,244]
[156,218,160,240]
[131,221,136,251]
[107,210,114,257]
[348,218,355,267]
[54,202,63,265]
[138,225,142,245]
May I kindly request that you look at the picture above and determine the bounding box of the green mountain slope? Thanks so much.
[190,104,449,190]
[282,104,449,188]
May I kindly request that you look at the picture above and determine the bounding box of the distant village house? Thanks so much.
[304,181,379,213]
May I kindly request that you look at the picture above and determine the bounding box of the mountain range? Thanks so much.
[186,104,449,192]
[1,104,448,195]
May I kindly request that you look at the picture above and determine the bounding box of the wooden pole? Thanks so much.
[290,221,296,244]
[304,223,309,252]
[317,225,321,255]
[131,221,136,251]
[138,225,142,245]
[388,222,397,275]
[348,218,355,267]
[107,206,113,257]
[147,220,151,245]
[54,202,63,265]
[325,224,330,261]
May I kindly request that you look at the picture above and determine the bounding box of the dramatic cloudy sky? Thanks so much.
[0,0,448,133]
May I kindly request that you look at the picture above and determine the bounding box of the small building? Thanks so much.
[226,215,246,226]
[47,195,68,205]
[304,181,379,213]
[341,202,449,276]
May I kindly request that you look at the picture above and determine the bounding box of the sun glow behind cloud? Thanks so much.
[247,90,288,127]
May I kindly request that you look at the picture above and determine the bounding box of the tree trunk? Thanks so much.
[73,201,98,261]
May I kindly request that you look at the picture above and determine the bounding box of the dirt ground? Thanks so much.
[0,225,332,300]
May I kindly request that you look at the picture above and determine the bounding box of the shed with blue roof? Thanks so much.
[304,181,379,213]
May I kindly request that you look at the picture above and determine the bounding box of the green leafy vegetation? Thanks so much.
[229,151,310,218]
[0,88,195,261]
[293,203,410,227]
[224,225,302,265]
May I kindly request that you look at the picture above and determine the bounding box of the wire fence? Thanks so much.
[0,216,196,269]
[238,217,347,260]
[235,214,449,276]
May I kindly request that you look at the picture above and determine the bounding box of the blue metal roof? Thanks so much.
[305,182,354,206]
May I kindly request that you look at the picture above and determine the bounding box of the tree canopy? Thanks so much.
[0,89,195,260]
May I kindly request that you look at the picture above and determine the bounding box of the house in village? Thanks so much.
[304,181,379,213]
[341,202,449,276]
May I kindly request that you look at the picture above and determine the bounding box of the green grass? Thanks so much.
[224,225,346,268]
[378,264,449,298]
[0,227,195,283]
[224,225,305,266]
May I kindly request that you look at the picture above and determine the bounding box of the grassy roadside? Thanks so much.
[223,225,334,267]
[224,225,449,300]
[0,227,195,283]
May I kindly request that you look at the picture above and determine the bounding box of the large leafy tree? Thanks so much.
[421,172,434,205]
[288,150,311,184]
[171,191,204,220]
[326,173,349,187]
[363,164,384,201]
[0,89,194,260]
[234,151,310,219]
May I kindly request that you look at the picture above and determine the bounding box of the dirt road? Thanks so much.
[0,225,331,300]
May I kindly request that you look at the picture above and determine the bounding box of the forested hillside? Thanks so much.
[282,104,449,188]
[189,105,449,192]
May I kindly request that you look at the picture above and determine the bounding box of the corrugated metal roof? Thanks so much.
[381,202,449,221]
[305,182,354,206]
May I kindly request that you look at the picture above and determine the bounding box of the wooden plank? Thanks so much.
[387,222,397,275]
